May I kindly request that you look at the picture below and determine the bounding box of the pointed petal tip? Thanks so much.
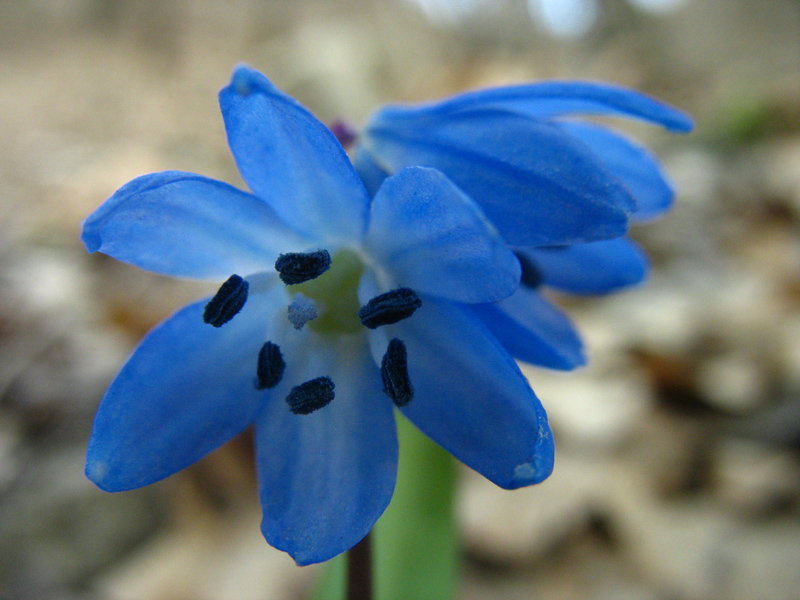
[631,192,674,223]
[291,555,317,567]
[288,548,332,567]
[507,455,554,489]
[261,519,371,566]
[551,346,588,371]
[80,222,100,253]
[667,110,695,134]
[85,440,153,493]
[520,340,586,372]
[573,349,588,369]
[223,64,284,102]
[520,350,586,372]
[228,64,269,98]
[85,455,132,493]
[85,457,109,488]
[506,420,555,489]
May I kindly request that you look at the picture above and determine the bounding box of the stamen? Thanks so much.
[287,293,318,330]
[255,341,285,390]
[358,288,422,329]
[275,250,331,285]
[202,274,249,327]
[381,338,414,407]
[286,376,335,415]
[515,252,543,289]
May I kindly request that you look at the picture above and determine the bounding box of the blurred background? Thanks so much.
[1,0,799,598]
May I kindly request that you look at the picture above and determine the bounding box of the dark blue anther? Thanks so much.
[358,288,422,329]
[286,376,335,415]
[275,250,331,285]
[514,252,543,289]
[381,338,413,407]
[202,274,248,327]
[255,341,285,390]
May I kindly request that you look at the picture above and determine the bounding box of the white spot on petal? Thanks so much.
[86,459,108,484]
[514,462,537,482]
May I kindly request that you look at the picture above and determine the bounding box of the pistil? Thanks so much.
[290,249,364,335]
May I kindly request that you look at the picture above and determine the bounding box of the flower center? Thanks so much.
[289,249,364,335]
[201,250,422,412]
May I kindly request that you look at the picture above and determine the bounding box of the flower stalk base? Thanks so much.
[346,532,373,600]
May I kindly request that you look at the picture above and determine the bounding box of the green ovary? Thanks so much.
[289,249,365,334]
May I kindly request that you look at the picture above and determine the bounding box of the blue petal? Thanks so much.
[521,238,649,295]
[353,145,390,198]
[365,167,520,303]
[363,111,634,246]
[85,282,286,492]
[82,171,310,280]
[255,334,397,565]
[371,81,693,132]
[219,65,370,242]
[470,286,585,370]
[557,121,675,222]
[386,297,554,489]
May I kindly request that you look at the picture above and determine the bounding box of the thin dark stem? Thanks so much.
[346,531,373,600]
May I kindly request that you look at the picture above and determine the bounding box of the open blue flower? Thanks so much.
[354,82,692,370]
[82,66,570,565]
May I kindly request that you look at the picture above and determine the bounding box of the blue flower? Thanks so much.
[82,66,570,565]
[354,82,693,370]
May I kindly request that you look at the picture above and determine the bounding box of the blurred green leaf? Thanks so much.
[313,553,346,600]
